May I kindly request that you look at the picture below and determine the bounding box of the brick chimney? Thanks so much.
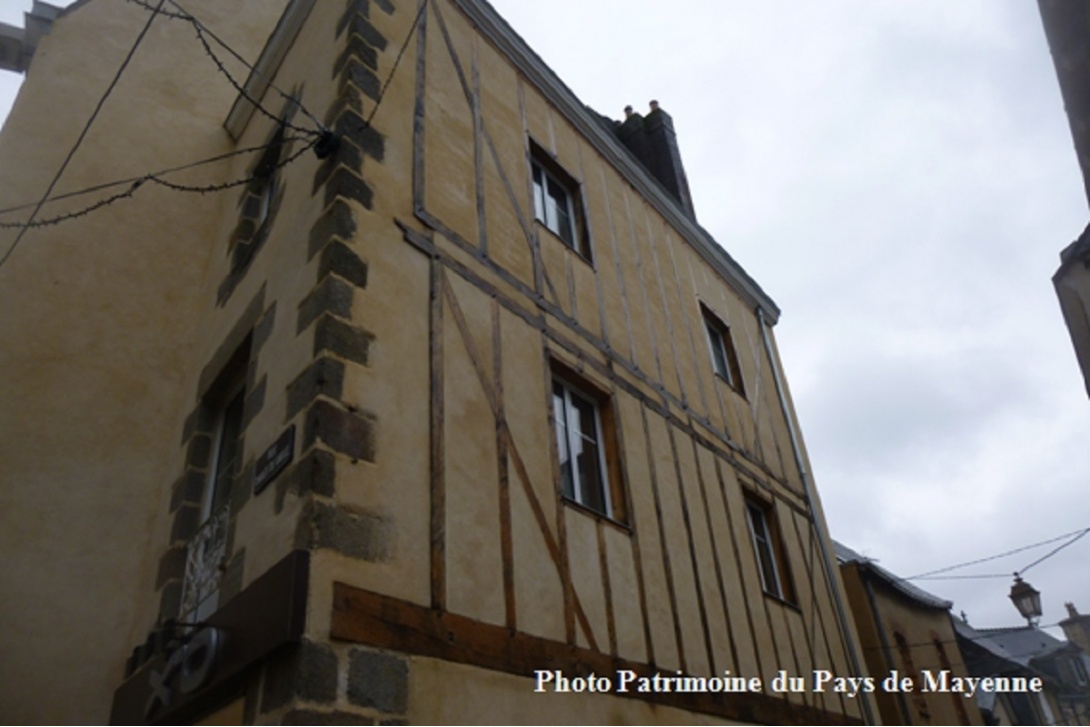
[612,101,695,218]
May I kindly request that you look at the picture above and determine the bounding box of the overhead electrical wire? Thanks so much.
[0,134,315,230]
[912,573,1012,582]
[172,3,322,136]
[0,136,313,219]
[125,0,325,135]
[1,0,426,258]
[0,182,145,230]
[123,0,188,21]
[0,0,168,268]
[905,526,1090,581]
[1017,527,1089,576]
[363,0,429,131]
[144,137,317,194]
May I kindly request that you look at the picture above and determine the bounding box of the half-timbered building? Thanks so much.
[0,0,871,723]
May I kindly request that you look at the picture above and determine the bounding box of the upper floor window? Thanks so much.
[702,304,745,396]
[229,125,285,273]
[744,494,794,603]
[551,366,624,522]
[1068,655,1089,686]
[530,140,590,260]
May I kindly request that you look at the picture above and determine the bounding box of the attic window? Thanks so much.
[702,304,745,396]
[530,140,590,260]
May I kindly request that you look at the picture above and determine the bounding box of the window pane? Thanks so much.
[546,177,574,245]
[555,201,574,247]
[532,165,546,224]
[570,391,606,515]
[576,437,605,514]
[547,176,567,206]
[553,378,611,516]
[544,187,559,234]
[747,503,781,597]
[211,388,245,514]
[707,322,729,380]
[256,176,276,230]
[553,382,575,499]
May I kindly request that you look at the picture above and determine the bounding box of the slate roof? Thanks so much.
[834,540,953,611]
[954,619,1082,670]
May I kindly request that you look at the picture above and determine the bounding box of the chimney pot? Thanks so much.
[1067,602,1080,618]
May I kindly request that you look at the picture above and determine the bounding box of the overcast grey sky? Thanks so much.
[2,0,1087,635]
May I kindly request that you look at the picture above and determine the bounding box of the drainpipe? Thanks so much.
[861,571,912,724]
[757,306,876,725]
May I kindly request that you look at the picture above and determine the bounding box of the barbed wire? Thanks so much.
[0,0,168,268]
[1,0,423,247]
[0,182,144,230]
[0,134,316,230]
[125,0,325,135]
[0,136,312,218]
[145,136,316,194]
[123,0,188,20]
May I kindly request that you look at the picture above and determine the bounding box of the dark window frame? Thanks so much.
[550,361,626,524]
[743,493,795,604]
[701,303,746,396]
[183,336,251,622]
[530,139,591,261]
[204,381,246,520]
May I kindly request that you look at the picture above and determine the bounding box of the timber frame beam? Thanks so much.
[332,582,862,726]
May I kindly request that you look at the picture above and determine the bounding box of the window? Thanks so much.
[253,172,278,236]
[895,632,930,721]
[203,383,245,520]
[702,305,745,396]
[228,125,284,277]
[744,495,794,602]
[1066,655,1089,686]
[934,638,971,724]
[249,124,284,238]
[530,140,590,259]
[183,382,243,622]
[182,338,250,621]
[551,369,624,521]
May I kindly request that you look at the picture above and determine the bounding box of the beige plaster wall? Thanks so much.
[0,1,288,722]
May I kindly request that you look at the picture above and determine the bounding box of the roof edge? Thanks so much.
[0,1,64,74]
[220,0,783,321]
[450,0,781,322]
[224,0,316,140]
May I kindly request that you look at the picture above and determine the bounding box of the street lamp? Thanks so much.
[1009,575,1042,626]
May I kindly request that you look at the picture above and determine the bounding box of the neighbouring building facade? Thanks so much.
[955,619,1090,725]
[835,542,984,726]
[0,1,870,724]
